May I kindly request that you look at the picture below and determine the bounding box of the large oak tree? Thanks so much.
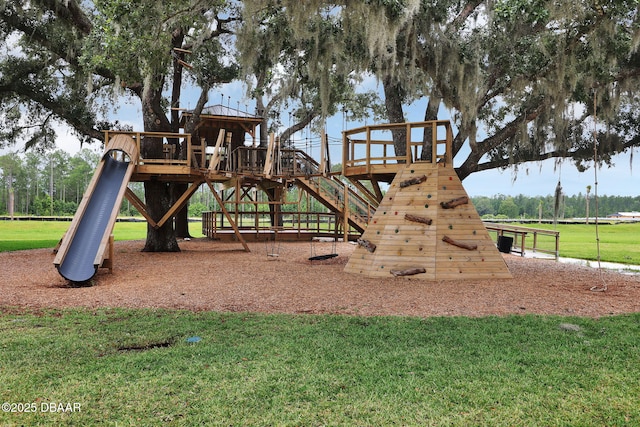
[238,0,640,180]
[1,0,238,251]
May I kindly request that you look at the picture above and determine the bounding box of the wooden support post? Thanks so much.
[235,178,241,228]
[357,238,376,253]
[404,213,432,225]
[204,178,250,252]
[431,121,438,164]
[109,234,114,272]
[208,129,226,172]
[405,122,412,164]
[101,235,114,273]
[185,134,192,170]
[156,180,204,229]
[442,235,477,251]
[399,175,427,188]
[390,267,426,277]
[198,137,205,168]
[371,179,384,203]
[263,133,276,178]
[343,184,349,242]
[125,187,158,228]
[440,196,469,209]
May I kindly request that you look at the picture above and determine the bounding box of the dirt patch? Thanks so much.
[1,238,639,317]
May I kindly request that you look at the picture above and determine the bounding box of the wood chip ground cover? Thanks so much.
[1,239,638,317]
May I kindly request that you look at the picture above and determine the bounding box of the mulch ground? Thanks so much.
[1,239,639,318]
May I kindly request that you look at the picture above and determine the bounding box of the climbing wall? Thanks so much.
[344,161,512,280]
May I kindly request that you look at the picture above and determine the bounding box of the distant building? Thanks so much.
[607,212,640,219]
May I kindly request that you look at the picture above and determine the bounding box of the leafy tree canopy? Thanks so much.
[237,0,640,179]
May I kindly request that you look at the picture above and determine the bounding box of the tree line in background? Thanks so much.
[176,189,640,220]
[0,150,142,217]
[471,194,640,220]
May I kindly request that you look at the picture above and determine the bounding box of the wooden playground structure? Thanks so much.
[55,105,511,281]
[105,105,375,245]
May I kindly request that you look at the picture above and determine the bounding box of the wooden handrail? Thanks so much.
[103,130,192,167]
[342,121,453,176]
[484,222,560,259]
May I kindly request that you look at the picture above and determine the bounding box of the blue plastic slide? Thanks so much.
[56,155,131,282]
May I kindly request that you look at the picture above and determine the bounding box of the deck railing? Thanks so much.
[202,210,359,238]
[342,121,454,175]
[103,131,192,167]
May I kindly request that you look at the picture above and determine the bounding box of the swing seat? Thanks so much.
[309,253,338,261]
[309,236,338,261]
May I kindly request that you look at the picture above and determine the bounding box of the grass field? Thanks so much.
[1,219,638,265]
[0,308,638,426]
[508,222,640,265]
[0,220,204,252]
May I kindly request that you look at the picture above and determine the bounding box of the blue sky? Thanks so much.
[11,81,638,198]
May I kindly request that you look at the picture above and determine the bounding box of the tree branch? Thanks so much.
[456,105,544,180]
[448,0,483,31]
[280,111,316,145]
[36,0,93,34]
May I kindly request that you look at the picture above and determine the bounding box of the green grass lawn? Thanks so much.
[1,220,639,265]
[508,222,640,265]
[0,308,638,426]
[0,220,204,252]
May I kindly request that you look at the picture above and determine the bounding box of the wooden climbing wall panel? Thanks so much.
[344,162,512,280]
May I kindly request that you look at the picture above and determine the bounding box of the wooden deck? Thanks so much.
[102,129,377,241]
[342,120,453,182]
[106,120,455,191]
[103,130,336,184]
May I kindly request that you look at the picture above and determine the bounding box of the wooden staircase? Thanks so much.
[293,151,376,234]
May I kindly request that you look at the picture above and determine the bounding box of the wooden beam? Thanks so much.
[349,178,379,206]
[177,59,193,70]
[156,180,204,229]
[100,235,114,273]
[207,129,226,172]
[204,178,250,252]
[263,133,276,178]
[124,188,157,228]
[343,184,349,242]
[173,47,193,54]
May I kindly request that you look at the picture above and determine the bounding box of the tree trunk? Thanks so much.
[421,96,440,161]
[169,28,192,239]
[140,84,180,252]
[382,75,406,160]
[142,180,180,252]
[265,187,283,227]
